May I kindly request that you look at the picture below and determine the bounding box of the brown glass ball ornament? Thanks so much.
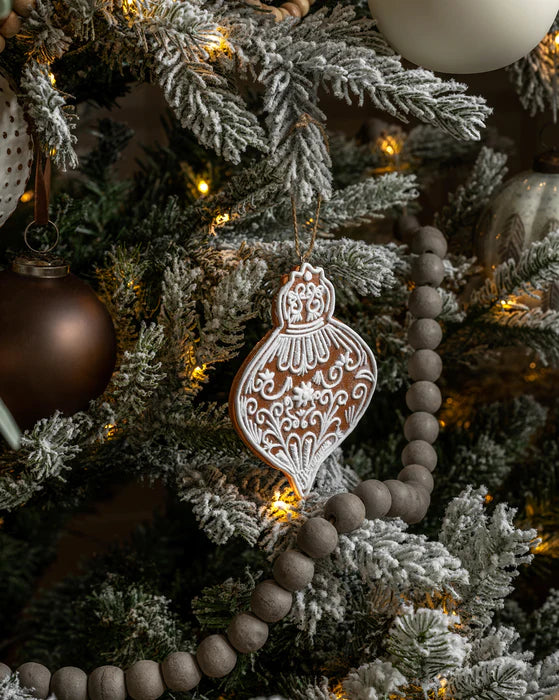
[0,254,117,430]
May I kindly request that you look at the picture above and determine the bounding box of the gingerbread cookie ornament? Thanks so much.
[230,262,377,497]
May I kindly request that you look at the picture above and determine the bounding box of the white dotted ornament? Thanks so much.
[0,71,33,228]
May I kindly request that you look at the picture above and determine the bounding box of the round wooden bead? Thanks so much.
[408,319,443,350]
[353,479,392,519]
[404,484,431,524]
[411,226,448,258]
[0,662,11,680]
[408,286,442,319]
[196,635,237,678]
[161,652,201,693]
[227,613,269,653]
[14,0,34,16]
[88,666,126,700]
[125,660,165,700]
[406,381,442,414]
[251,579,293,622]
[324,493,366,533]
[408,349,442,382]
[297,517,338,558]
[398,463,435,493]
[394,213,420,244]
[278,7,291,18]
[273,550,315,591]
[266,6,283,20]
[411,253,445,287]
[401,440,437,472]
[282,2,302,16]
[384,480,415,520]
[17,663,51,699]
[50,667,88,700]
[0,11,22,38]
[292,0,310,12]
[404,412,439,444]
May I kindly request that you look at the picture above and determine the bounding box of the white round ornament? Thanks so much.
[368,0,559,74]
[0,71,33,227]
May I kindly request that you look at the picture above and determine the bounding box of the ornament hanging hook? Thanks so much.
[287,113,329,265]
[23,219,60,254]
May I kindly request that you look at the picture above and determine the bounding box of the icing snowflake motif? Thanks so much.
[230,263,377,498]
[293,381,317,407]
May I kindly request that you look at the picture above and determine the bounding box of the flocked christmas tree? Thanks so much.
[0,1,559,699]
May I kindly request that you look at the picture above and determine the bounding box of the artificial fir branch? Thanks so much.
[0,3,558,697]
[436,146,509,238]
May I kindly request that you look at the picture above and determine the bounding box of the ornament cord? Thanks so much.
[23,144,59,254]
[287,113,329,264]
[33,143,51,227]
[291,194,322,263]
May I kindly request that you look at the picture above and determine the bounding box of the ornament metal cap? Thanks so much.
[12,253,70,279]
[533,150,559,175]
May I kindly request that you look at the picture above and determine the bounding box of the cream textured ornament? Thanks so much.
[477,151,559,273]
[0,72,33,226]
[229,263,377,498]
[368,0,559,74]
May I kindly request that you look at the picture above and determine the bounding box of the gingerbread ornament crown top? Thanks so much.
[229,262,377,498]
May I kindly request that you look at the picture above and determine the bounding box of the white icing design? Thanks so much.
[230,263,377,498]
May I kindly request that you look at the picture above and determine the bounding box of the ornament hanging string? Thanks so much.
[288,113,329,263]
[24,144,59,253]
[291,195,322,263]
[34,144,50,226]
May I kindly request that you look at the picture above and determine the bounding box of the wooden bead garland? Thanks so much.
[297,516,339,558]
[88,666,126,700]
[17,662,51,699]
[125,661,165,700]
[411,225,448,258]
[353,479,392,519]
[227,613,269,653]
[50,667,88,700]
[196,635,237,678]
[404,411,440,443]
[408,318,443,350]
[250,579,293,622]
[402,440,438,472]
[324,492,366,533]
[247,0,316,22]
[398,464,435,493]
[0,0,35,53]
[405,380,442,413]
[272,549,315,591]
[408,348,442,382]
[4,225,446,697]
[160,652,201,692]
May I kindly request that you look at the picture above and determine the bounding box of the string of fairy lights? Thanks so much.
[7,11,558,689]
